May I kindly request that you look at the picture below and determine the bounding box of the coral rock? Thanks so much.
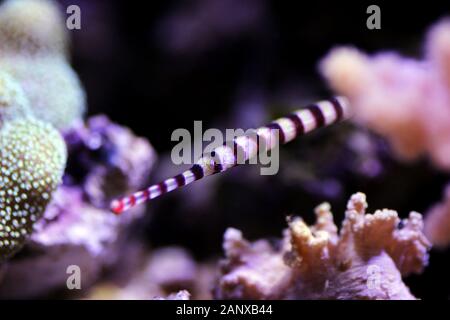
[0,116,156,297]
[0,185,142,298]
[215,228,291,299]
[215,193,431,300]
[64,115,156,209]
[85,247,214,300]
[153,290,191,300]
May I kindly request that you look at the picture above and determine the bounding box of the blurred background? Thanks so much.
[31,0,450,298]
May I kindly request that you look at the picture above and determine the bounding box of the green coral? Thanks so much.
[0,68,68,260]
[0,55,86,130]
[0,0,74,260]
[0,70,31,124]
[0,0,68,56]
[0,0,86,130]
[0,118,67,260]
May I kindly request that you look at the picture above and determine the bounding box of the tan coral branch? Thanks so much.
[215,192,431,300]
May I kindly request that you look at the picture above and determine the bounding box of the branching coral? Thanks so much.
[0,118,66,260]
[0,0,86,130]
[215,193,430,300]
[0,0,68,55]
[320,19,450,170]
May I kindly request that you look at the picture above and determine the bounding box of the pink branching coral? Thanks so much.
[424,185,450,248]
[214,193,431,300]
[320,19,450,170]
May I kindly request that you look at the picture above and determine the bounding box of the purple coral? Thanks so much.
[64,115,156,209]
[85,247,214,300]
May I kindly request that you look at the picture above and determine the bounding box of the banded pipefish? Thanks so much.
[110,96,351,214]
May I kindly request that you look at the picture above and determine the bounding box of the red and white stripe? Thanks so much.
[110,96,351,214]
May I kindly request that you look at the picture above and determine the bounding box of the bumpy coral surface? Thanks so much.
[0,70,31,124]
[320,19,450,170]
[0,0,68,55]
[0,115,156,298]
[215,193,430,300]
[0,55,86,130]
[0,118,66,260]
[0,186,140,298]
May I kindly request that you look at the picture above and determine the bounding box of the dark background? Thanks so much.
[67,0,449,151]
[58,0,450,299]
